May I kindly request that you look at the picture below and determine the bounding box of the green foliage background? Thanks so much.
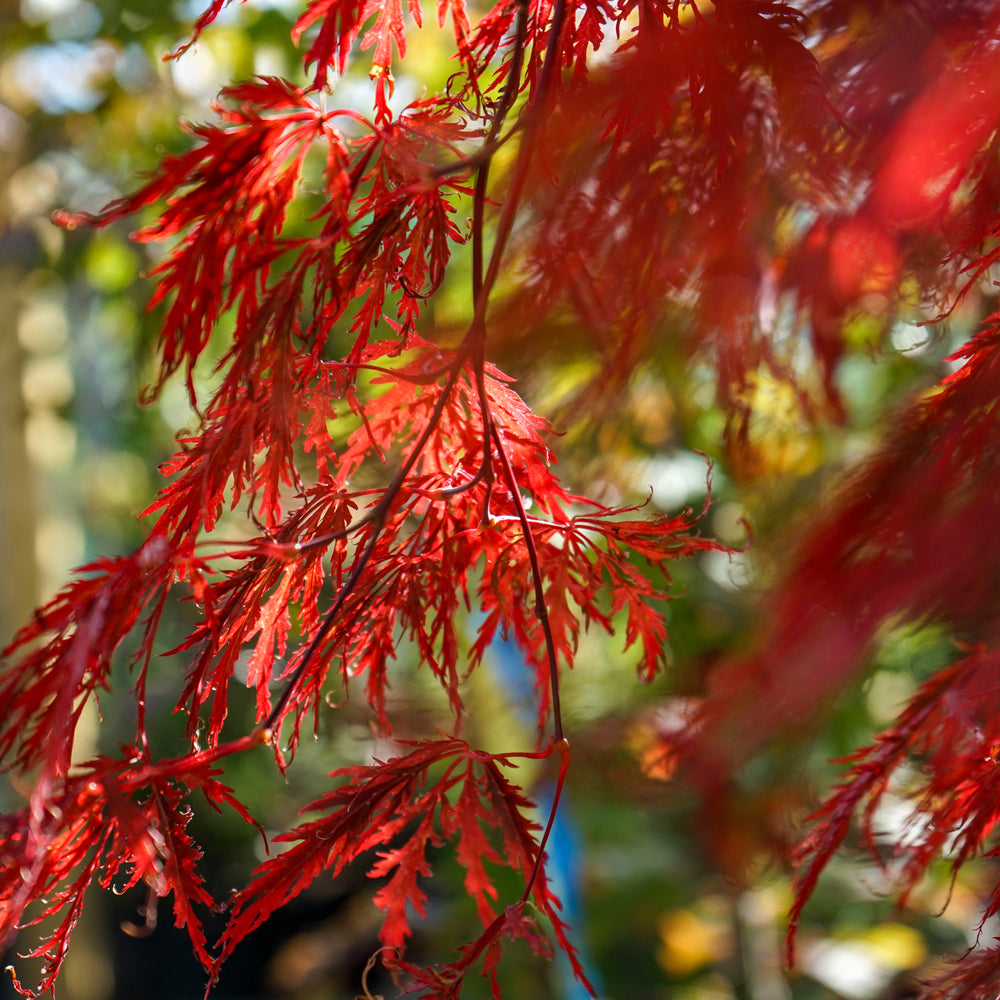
[1,3,995,998]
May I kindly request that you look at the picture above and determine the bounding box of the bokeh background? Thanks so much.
[2,2,998,998]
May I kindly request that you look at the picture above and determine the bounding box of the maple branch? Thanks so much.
[119,729,271,789]
[461,0,571,654]
[489,421,565,742]
[534,0,569,106]
[260,503,383,556]
[406,452,494,500]
[472,360,497,524]
[13,0,965,993]
[330,359,458,384]
[469,0,567,341]
[471,0,531,306]
[520,737,570,904]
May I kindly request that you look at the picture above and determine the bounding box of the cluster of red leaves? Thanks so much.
[712,317,1000,995]
[665,6,1000,995]
[0,339,713,995]
[787,647,1000,963]
[13,0,1000,996]
[5,0,741,993]
[0,741,262,997]
[214,738,590,995]
[498,0,1000,426]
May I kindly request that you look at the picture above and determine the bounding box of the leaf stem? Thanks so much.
[489,421,565,742]
[520,736,570,904]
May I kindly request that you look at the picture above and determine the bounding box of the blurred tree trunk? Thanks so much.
[0,224,39,642]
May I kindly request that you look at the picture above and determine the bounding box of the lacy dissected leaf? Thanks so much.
[293,0,368,88]
[339,110,471,341]
[917,944,1000,999]
[0,535,188,778]
[0,748,256,996]
[170,0,237,57]
[214,739,561,972]
[362,0,422,121]
[787,646,1000,960]
[173,481,355,744]
[435,0,471,70]
[0,778,120,998]
[53,85,469,410]
[168,346,720,746]
[293,0,422,110]
[143,340,335,543]
[55,80,341,402]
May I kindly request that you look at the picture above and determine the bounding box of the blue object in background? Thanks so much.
[490,637,604,1000]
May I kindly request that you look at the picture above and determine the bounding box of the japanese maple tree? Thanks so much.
[8,0,1000,997]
